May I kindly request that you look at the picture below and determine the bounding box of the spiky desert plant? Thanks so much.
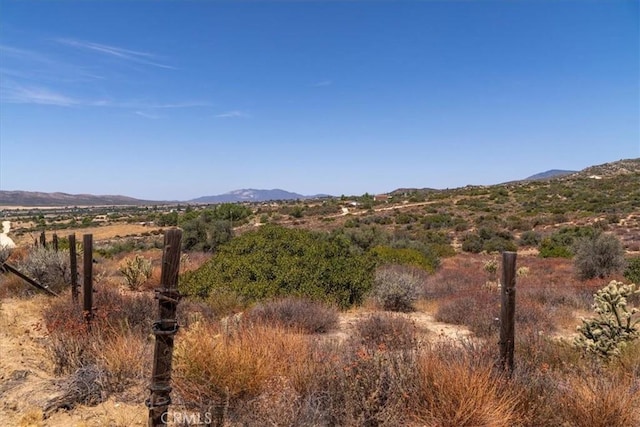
[574,280,640,360]
[119,254,152,291]
[483,258,498,281]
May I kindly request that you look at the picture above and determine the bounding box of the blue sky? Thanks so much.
[0,1,638,201]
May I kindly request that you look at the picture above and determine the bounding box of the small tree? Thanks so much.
[574,280,639,360]
[573,232,626,280]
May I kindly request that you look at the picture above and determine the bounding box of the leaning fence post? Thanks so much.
[83,234,93,330]
[69,234,78,304]
[147,228,182,427]
[499,251,517,374]
[52,234,59,252]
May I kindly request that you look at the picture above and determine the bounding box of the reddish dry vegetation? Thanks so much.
[1,250,639,426]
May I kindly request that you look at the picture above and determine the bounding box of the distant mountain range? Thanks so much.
[0,188,329,207]
[0,191,155,207]
[2,159,637,207]
[189,189,330,204]
[524,169,577,181]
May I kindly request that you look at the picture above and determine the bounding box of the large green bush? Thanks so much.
[179,225,375,309]
[180,216,233,252]
[573,232,626,280]
[461,228,516,254]
[370,245,437,273]
[538,226,597,259]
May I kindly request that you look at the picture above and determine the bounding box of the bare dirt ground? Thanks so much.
[0,296,146,427]
[0,295,475,426]
[14,224,163,247]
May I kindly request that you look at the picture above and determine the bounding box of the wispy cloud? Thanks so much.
[56,38,176,70]
[0,39,198,111]
[134,111,161,119]
[0,81,93,106]
[313,79,333,87]
[0,44,104,83]
[0,80,210,110]
[215,110,251,119]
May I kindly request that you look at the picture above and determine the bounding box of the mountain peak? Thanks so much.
[524,169,576,181]
[189,189,326,204]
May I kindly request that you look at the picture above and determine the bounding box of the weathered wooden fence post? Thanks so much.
[499,251,517,374]
[83,234,93,330]
[69,234,78,304]
[52,234,59,252]
[40,231,46,248]
[147,228,182,427]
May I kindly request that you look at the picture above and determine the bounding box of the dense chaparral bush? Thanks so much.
[538,226,597,259]
[179,225,376,309]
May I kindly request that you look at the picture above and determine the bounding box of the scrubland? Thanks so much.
[1,159,639,426]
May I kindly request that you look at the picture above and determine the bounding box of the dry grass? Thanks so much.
[13,224,164,246]
[173,322,313,406]
[553,371,640,427]
[4,246,640,426]
[93,332,151,394]
[41,286,155,376]
[244,297,339,333]
[353,312,418,350]
[412,350,521,427]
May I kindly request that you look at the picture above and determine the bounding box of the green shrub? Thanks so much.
[461,229,516,254]
[573,233,626,280]
[370,265,424,312]
[370,245,437,273]
[538,226,597,259]
[519,231,541,247]
[181,217,233,252]
[539,237,573,258]
[624,257,640,284]
[395,212,416,224]
[179,225,375,309]
[421,213,456,230]
[574,280,639,360]
[483,236,517,253]
[334,225,389,252]
[461,234,484,253]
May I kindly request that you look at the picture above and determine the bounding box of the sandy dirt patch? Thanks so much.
[0,297,147,426]
[14,224,163,246]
